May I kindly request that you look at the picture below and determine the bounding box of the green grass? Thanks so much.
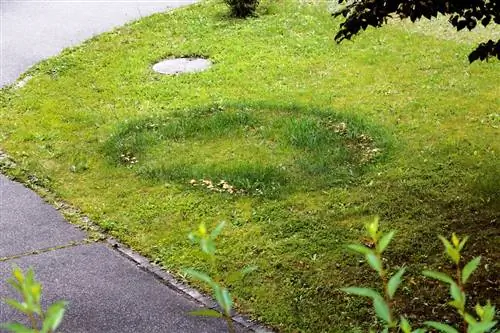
[103,102,388,196]
[1,1,499,332]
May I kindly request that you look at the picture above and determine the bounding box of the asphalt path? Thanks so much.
[0,0,196,86]
[0,1,258,331]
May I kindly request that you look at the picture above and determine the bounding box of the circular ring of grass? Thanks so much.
[103,102,391,196]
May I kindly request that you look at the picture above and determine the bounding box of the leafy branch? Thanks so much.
[185,221,256,333]
[342,218,497,333]
[1,266,67,333]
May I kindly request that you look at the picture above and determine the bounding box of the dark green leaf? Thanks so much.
[457,20,467,31]
[438,236,460,264]
[366,253,383,275]
[464,312,477,325]
[210,221,226,240]
[448,300,462,311]
[424,321,459,333]
[462,256,480,284]
[0,323,37,333]
[481,16,491,27]
[25,268,36,287]
[475,303,485,319]
[438,235,460,264]
[184,269,214,287]
[347,244,373,255]
[340,287,380,299]
[458,236,469,250]
[378,231,396,253]
[422,270,454,284]
[200,239,215,256]
[28,283,42,311]
[3,298,30,314]
[479,301,496,322]
[347,244,372,255]
[189,309,223,318]
[42,300,68,332]
[399,316,412,333]
[213,284,225,312]
[468,320,497,333]
[221,288,233,315]
[373,295,391,324]
[11,266,25,284]
[438,235,452,250]
[387,267,406,299]
[469,50,480,63]
[449,282,464,306]
[447,247,460,264]
[366,217,379,240]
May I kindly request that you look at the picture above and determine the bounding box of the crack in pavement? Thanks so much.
[0,239,97,262]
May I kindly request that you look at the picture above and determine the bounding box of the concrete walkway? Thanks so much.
[0,2,259,332]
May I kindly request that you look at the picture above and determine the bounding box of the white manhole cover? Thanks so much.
[152,57,212,75]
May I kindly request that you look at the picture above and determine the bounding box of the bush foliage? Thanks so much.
[333,0,500,62]
[342,218,497,333]
[225,0,259,18]
[1,266,67,333]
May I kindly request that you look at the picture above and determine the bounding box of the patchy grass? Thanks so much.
[0,0,499,332]
[103,102,388,196]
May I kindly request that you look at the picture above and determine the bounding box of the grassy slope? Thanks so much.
[1,1,499,332]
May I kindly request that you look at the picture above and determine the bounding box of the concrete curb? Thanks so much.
[107,238,274,333]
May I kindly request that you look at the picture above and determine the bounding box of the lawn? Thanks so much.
[1,0,499,332]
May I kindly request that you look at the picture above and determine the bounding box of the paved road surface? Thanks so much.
[0,0,195,86]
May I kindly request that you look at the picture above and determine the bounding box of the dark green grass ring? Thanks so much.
[103,102,392,196]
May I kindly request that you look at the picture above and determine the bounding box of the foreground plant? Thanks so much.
[1,266,67,333]
[342,217,497,333]
[185,221,255,333]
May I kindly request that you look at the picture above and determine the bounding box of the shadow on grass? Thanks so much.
[102,101,394,197]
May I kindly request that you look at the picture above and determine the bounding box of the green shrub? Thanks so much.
[185,221,256,333]
[225,0,259,18]
[1,266,67,333]
[342,217,497,333]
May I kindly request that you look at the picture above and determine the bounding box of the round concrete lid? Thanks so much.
[152,57,212,75]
